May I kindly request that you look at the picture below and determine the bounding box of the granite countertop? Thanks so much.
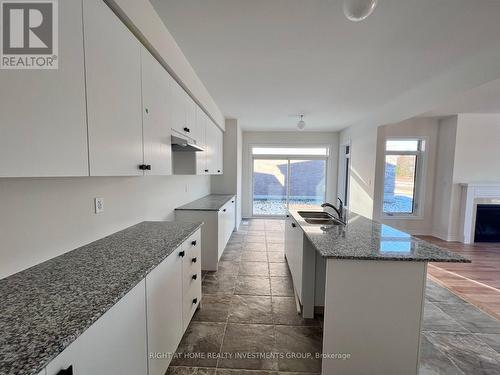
[175,194,235,211]
[0,221,202,375]
[288,208,470,262]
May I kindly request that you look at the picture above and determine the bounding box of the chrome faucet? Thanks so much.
[321,198,345,222]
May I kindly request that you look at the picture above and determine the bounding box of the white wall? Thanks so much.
[242,131,339,218]
[431,116,458,240]
[447,113,500,240]
[106,0,224,129]
[373,118,439,234]
[339,124,378,219]
[211,119,243,228]
[0,176,210,279]
[454,114,500,182]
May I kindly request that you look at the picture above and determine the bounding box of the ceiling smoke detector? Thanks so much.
[343,0,378,22]
[297,115,306,130]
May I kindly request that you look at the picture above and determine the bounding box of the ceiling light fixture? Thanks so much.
[297,115,306,130]
[343,0,378,22]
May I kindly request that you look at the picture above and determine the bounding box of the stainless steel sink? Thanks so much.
[297,211,332,219]
[304,218,344,226]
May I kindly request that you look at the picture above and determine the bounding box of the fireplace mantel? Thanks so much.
[460,183,500,244]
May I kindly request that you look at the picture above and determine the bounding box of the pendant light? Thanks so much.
[297,115,306,130]
[343,0,378,22]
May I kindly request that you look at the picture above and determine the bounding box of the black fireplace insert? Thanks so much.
[474,204,500,243]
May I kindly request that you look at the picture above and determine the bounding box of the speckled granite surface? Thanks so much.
[288,208,469,262]
[175,194,235,211]
[0,221,202,375]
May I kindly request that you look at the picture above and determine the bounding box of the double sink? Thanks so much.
[298,211,345,226]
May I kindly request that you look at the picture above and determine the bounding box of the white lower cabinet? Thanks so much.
[181,231,202,330]
[176,199,235,271]
[45,231,202,375]
[145,248,184,375]
[285,215,304,302]
[46,280,148,375]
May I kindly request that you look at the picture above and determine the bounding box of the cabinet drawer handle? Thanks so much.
[223,209,226,212]
[192,274,198,280]
[191,240,197,246]
[184,127,190,133]
[217,170,221,173]
[56,366,73,375]
[179,251,185,257]
[204,169,209,173]
[192,257,197,263]
[192,298,198,304]
[291,223,296,228]
[139,164,151,171]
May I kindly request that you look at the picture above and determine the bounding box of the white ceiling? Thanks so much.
[425,78,500,118]
[151,0,500,131]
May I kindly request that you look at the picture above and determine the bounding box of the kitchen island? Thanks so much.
[286,208,469,375]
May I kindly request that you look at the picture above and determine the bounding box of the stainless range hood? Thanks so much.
[171,134,204,152]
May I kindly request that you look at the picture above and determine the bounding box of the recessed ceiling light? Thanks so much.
[343,0,378,22]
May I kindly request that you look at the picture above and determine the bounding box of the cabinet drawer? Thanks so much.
[182,271,201,330]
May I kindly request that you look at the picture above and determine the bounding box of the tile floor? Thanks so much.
[168,219,500,375]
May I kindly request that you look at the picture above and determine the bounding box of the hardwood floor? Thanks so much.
[419,236,500,320]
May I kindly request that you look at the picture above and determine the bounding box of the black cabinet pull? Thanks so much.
[191,240,197,246]
[179,251,185,257]
[286,214,290,218]
[204,169,209,172]
[192,257,197,263]
[231,200,234,203]
[183,127,190,133]
[192,274,198,280]
[217,170,221,173]
[291,223,296,228]
[139,164,151,170]
[223,209,226,212]
[192,298,198,304]
[56,366,73,375]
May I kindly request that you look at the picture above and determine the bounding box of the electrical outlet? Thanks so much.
[94,197,104,214]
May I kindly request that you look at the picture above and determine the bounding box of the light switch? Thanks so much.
[94,197,104,214]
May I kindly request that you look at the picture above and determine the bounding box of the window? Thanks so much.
[382,138,425,217]
[251,146,328,216]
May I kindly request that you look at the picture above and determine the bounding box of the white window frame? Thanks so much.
[249,144,330,218]
[381,137,427,220]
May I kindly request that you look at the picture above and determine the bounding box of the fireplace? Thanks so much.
[460,183,500,244]
[474,204,500,242]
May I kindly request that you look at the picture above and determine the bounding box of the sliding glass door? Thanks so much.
[252,155,327,216]
[252,159,288,216]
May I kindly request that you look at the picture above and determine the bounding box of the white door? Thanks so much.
[146,251,183,375]
[0,0,88,177]
[46,281,148,375]
[141,48,172,176]
[83,0,143,176]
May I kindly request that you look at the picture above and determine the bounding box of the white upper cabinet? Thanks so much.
[204,121,223,175]
[141,48,172,176]
[0,0,88,177]
[170,80,201,143]
[215,126,224,174]
[83,0,143,176]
